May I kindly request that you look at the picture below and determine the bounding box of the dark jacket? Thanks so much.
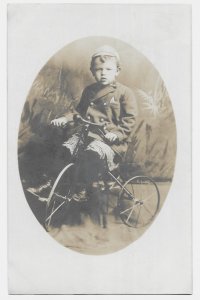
[64,82,138,156]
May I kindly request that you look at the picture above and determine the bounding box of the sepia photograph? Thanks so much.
[18,36,176,255]
[7,3,192,295]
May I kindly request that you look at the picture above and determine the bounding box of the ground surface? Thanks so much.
[26,182,170,255]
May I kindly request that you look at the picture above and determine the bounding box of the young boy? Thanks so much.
[29,45,138,201]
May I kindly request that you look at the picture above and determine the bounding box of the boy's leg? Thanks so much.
[70,150,105,202]
[78,150,106,184]
[72,140,118,202]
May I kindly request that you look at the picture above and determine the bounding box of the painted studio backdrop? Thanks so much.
[18,37,176,255]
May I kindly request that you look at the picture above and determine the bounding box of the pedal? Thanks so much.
[38,197,48,203]
[26,189,48,203]
[27,189,39,197]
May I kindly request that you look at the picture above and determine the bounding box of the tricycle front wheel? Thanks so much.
[45,163,75,231]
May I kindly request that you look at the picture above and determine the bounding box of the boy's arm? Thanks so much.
[107,88,138,142]
[51,88,89,125]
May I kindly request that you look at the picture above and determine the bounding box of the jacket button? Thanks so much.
[103,102,107,106]
[87,115,91,120]
[90,102,94,106]
[100,118,104,122]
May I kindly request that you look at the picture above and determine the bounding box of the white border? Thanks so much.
[1,0,199,298]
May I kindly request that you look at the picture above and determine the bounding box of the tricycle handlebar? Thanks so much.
[74,115,106,129]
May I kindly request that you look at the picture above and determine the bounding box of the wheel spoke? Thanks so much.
[46,200,56,227]
[45,163,74,228]
[136,206,145,226]
[120,205,135,215]
[142,192,156,203]
[126,205,135,224]
[119,176,159,228]
[142,204,154,218]
[46,201,65,222]
[139,211,145,226]
[131,183,135,196]
[135,205,141,228]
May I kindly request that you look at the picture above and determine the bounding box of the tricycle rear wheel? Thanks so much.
[118,176,160,228]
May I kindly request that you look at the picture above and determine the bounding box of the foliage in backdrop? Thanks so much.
[18,37,176,185]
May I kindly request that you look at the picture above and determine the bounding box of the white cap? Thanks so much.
[92,45,120,61]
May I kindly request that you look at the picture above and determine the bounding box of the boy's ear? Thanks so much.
[116,68,120,76]
[90,67,94,76]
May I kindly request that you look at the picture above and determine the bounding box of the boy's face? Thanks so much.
[92,58,119,86]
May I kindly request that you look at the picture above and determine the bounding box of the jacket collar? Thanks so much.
[89,82,117,102]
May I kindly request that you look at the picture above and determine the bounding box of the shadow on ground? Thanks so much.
[24,182,170,255]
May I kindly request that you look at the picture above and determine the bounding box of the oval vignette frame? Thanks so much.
[18,36,176,255]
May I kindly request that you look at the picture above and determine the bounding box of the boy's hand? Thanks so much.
[104,132,118,142]
[51,117,68,127]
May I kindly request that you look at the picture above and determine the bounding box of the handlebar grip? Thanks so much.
[73,114,82,122]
